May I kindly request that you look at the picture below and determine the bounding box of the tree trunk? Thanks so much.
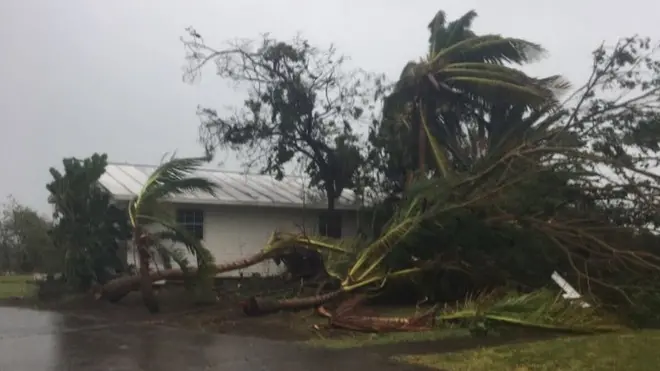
[138,245,159,313]
[242,289,344,316]
[417,116,427,174]
[321,190,342,238]
[405,102,425,189]
[98,250,273,303]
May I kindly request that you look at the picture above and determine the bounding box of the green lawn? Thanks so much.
[306,327,468,349]
[0,275,36,299]
[396,330,660,371]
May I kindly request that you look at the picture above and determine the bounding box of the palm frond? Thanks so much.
[444,76,552,106]
[133,155,218,215]
[439,10,478,51]
[149,177,220,201]
[427,10,447,55]
[486,103,567,157]
[139,215,214,267]
[442,69,553,101]
[349,212,422,282]
[420,104,451,178]
[440,289,625,333]
[153,243,191,272]
[535,75,572,98]
[433,35,545,66]
[442,62,535,76]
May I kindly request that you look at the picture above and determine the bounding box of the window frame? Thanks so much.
[175,208,205,240]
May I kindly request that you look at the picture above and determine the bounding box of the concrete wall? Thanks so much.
[126,204,359,277]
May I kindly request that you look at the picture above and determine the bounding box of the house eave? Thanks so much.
[109,194,363,211]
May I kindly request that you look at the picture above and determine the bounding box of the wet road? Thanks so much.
[0,306,426,371]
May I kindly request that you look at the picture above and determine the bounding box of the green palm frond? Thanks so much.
[348,211,423,282]
[128,199,173,228]
[432,35,545,66]
[442,63,534,81]
[153,243,191,272]
[436,10,478,51]
[486,103,567,158]
[140,215,214,266]
[133,155,218,218]
[535,75,572,97]
[421,106,451,178]
[322,240,363,282]
[427,10,448,55]
[444,77,551,106]
[440,289,625,333]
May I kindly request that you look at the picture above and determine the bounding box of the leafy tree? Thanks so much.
[127,155,219,313]
[47,153,131,291]
[0,197,58,273]
[182,31,381,236]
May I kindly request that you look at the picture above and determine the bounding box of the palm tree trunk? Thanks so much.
[418,117,427,174]
[405,103,427,189]
[138,245,159,313]
[98,250,273,303]
[242,289,344,316]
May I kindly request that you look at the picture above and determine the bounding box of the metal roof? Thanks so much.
[99,163,362,210]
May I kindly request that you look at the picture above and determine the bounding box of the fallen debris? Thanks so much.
[317,295,439,333]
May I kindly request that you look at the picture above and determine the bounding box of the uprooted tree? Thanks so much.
[182,30,381,237]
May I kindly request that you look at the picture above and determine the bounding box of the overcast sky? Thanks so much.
[1,0,658,213]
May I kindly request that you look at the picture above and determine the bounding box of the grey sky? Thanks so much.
[1,0,658,214]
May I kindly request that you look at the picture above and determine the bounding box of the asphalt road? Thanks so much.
[0,306,427,371]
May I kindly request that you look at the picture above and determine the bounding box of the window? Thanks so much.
[176,208,204,240]
[318,211,342,238]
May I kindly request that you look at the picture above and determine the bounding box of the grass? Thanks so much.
[0,275,36,299]
[307,326,468,349]
[396,330,660,371]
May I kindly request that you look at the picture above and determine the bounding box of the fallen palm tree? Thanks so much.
[241,208,450,315]
[96,249,272,302]
[444,289,626,335]
[96,231,350,302]
[314,289,624,334]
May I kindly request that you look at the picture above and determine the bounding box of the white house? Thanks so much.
[97,163,362,277]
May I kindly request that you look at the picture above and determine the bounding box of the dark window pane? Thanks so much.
[318,211,342,238]
[176,209,204,240]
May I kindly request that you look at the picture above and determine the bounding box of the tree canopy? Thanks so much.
[0,197,57,274]
[182,31,382,213]
[46,153,131,290]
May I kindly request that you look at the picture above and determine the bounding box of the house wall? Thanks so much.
[126,203,359,277]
